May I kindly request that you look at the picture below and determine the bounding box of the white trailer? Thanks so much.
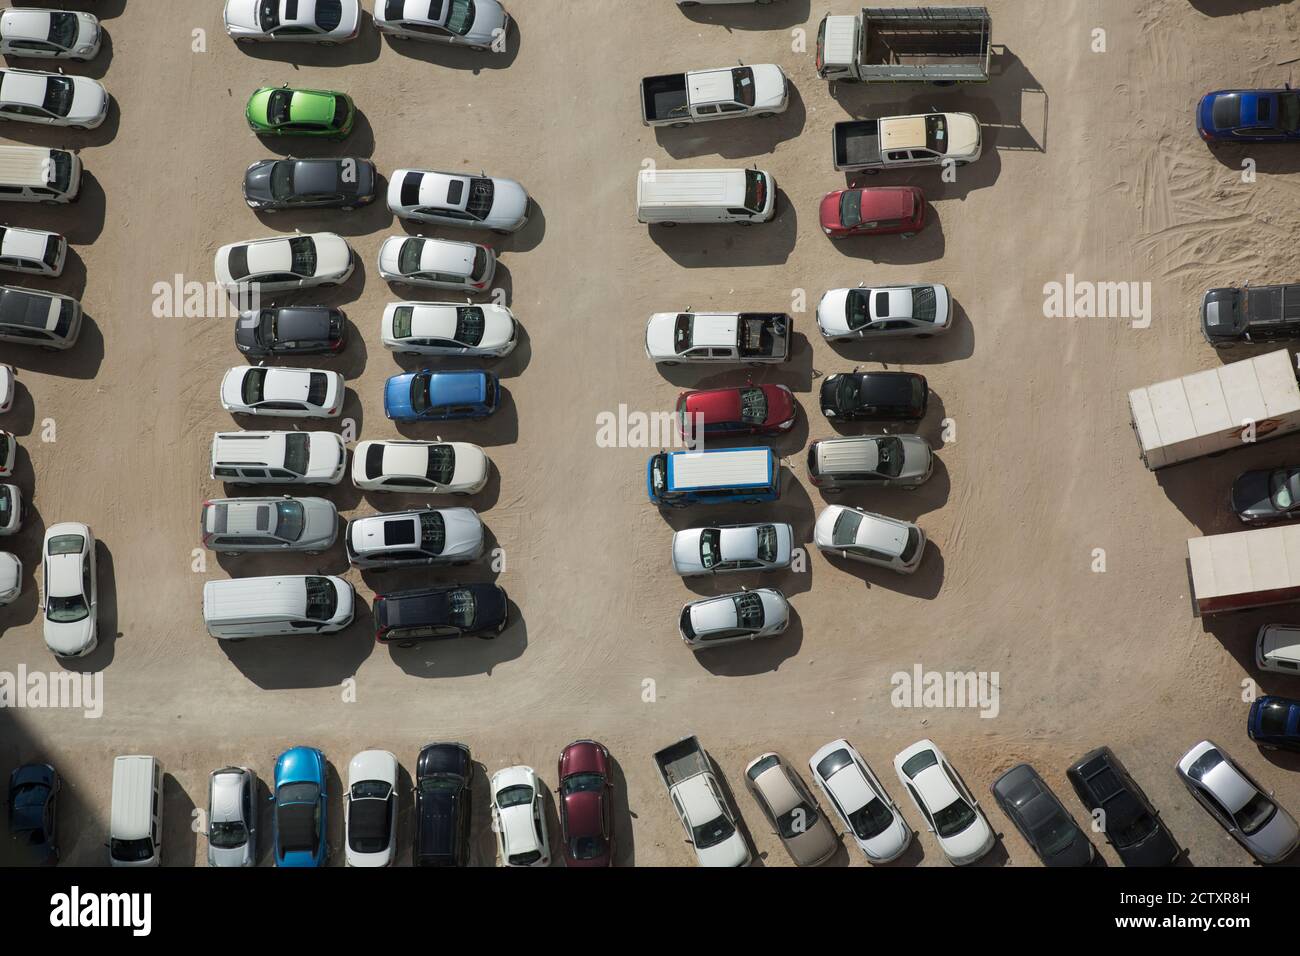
[1128,349,1300,470]
[1188,524,1300,615]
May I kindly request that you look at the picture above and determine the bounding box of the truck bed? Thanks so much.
[832,120,881,170]
[737,313,789,359]
[859,6,991,82]
[642,74,688,123]
[654,736,709,787]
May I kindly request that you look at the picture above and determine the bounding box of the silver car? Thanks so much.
[374,0,510,51]
[671,523,793,576]
[346,508,484,570]
[207,767,257,867]
[200,496,338,555]
[807,435,933,492]
[1176,741,1300,864]
[814,505,926,574]
[679,589,789,648]
[0,9,101,60]
[387,169,530,234]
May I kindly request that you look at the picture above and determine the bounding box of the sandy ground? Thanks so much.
[3,0,1300,867]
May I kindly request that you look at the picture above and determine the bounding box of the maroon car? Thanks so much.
[557,740,615,867]
[675,383,797,442]
[819,185,925,240]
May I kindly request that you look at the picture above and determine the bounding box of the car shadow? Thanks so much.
[387,596,526,677]
[654,83,808,160]
[648,191,797,267]
[380,19,520,71]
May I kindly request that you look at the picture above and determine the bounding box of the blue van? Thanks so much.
[385,369,499,422]
[647,447,781,507]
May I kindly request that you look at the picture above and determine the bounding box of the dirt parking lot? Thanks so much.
[3,0,1300,867]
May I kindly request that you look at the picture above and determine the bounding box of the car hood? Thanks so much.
[818,191,845,230]
[1201,287,1244,337]
[208,843,252,868]
[440,508,485,558]
[645,314,679,359]
[1251,806,1300,861]
[224,0,262,33]
[939,811,994,864]
[464,1,509,44]
[817,289,853,335]
[944,113,981,159]
[44,618,94,657]
[749,64,787,110]
[696,831,751,867]
[348,751,397,789]
[863,813,913,862]
[490,178,529,226]
[384,373,417,417]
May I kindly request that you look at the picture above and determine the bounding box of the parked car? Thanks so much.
[679,588,789,648]
[388,168,529,233]
[0,364,12,411]
[490,765,551,867]
[272,747,328,867]
[243,157,376,211]
[384,368,499,422]
[809,739,911,863]
[373,582,508,645]
[991,764,1094,867]
[1248,695,1300,752]
[352,439,489,495]
[1197,88,1300,143]
[0,429,13,477]
[675,383,795,442]
[220,366,344,418]
[246,85,355,138]
[820,185,924,240]
[1066,746,1180,866]
[41,522,96,658]
[745,752,838,866]
[236,306,347,356]
[414,742,473,867]
[0,68,106,128]
[820,370,928,421]
[894,739,994,865]
[641,64,789,127]
[1256,624,1300,675]
[346,507,484,569]
[818,284,950,341]
[1232,466,1300,524]
[0,483,21,534]
[7,763,58,865]
[1176,740,1299,864]
[0,225,66,276]
[224,0,361,43]
[377,235,496,292]
[645,311,791,365]
[806,435,933,491]
[200,496,338,555]
[374,0,511,50]
[211,430,347,486]
[207,767,256,867]
[557,740,615,867]
[345,750,399,867]
[814,505,926,574]
[381,301,517,357]
[0,8,100,60]
[672,522,794,576]
[1201,283,1300,347]
[214,232,354,293]
[0,286,81,350]
[0,551,19,605]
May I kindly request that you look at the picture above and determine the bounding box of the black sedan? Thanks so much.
[236,306,347,356]
[373,583,508,646]
[992,763,1094,867]
[1066,747,1180,867]
[414,742,473,867]
[1232,466,1300,524]
[820,370,927,422]
[7,763,59,865]
[243,157,377,212]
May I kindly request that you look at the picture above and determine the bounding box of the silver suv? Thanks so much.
[200,496,338,555]
[807,435,933,492]
[346,508,484,570]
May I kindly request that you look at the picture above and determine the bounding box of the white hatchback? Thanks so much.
[0,551,19,605]
[376,235,495,292]
[490,765,551,867]
[41,521,97,658]
[814,505,925,574]
[351,439,489,495]
[380,301,516,357]
[0,364,12,412]
[220,366,344,418]
[0,68,106,128]
[0,225,66,276]
[0,482,20,535]
[679,588,789,648]
[0,9,101,60]
[0,429,13,477]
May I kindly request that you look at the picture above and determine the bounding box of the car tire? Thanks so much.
[660,221,678,228]
[661,361,680,367]
[757,112,776,119]
[397,640,416,649]
[671,122,689,129]
[491,228,511,236]
[225,552,244,558]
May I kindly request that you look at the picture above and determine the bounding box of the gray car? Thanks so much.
[807,435,933,492]
[200,496,338,555]
[243,157,377,212]
[207,767,257,867]
[346,507,484,570]
[1176,740,1300,864]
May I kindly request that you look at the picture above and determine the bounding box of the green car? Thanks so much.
[246,85,355,139]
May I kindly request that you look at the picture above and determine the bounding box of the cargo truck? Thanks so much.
[653,735,751,867]
[1128,349,1300,470]
[815,6,992,85]
[1188,524,1300,615]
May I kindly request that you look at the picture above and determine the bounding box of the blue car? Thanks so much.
[272,747,328,867]
[384,369,499,423]
[7,763,59,865]
[1248,695,1300,752]
[1198,88,1300,143]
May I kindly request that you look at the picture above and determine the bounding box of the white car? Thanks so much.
[814,505,926,574]
[224,0,361,43]
[0,225,66,277]
[0,482,20,535]
[672,522,793,576]
[0,429,13,477]
[809,739,913,863]
[1257,624,1300,675]
[388,169,529,234]
[0,364,12,412]
[381,301,516,357]
[352,439,489,495]
[817,284,951,341]
[41,521,97,658]
[679,588,789,648]
[1176,740,1300,864]
[345,750,399,867]
[0,8,101,60]
[377,235,495,292]
[220,366,344,419]
[211,430,347,486]
[215,232,354,294]
[893,739,994,866]
[0,552,19,605]
[346,507,484,569]
[0,68,106,128]
[678,0,782,5]
[375,0,511,50]
[490,765,551,867]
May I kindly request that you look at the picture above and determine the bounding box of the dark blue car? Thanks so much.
[272,747,328,868]
[1198,88,1300,142]
[1248,695,1300,752]
[384,369,499,423]
[7,763,58,865]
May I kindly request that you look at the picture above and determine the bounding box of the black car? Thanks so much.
[1202,284,1300,347]
[243,157,377,212]
[7,763,59,865]
[413,742,473,867]
[820,370,927,422]
[1066,747,1180,866]
[1231,466,1300,524]
[373,583,508,646]
[235,306,347,356]
[992,763,1094,867]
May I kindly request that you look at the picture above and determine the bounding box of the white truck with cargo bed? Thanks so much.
[641,65,788,127]
[1188,524,1300,615]
[816,6,992,85]
[653,735,751,867]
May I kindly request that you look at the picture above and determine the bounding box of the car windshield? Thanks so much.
[569,835,607,860]
[445,0,476,36]
[733,67,756,106]
[304,576,337,622]
[911,286,938,320]
[836,375,861,409]
[1270,470,1299,511]
[410,375,432,413]
[699,528,721,569]
[1030,812,1079,857]
[734,591,764,630]
[875,437,905,477]
[933,797,977,838]
[209,819,248,850]
[266,88,293,126]
[694,814,737,850]
[41,77,74,117]
[390,306,414,339]
[466,179,495,221]
[420,511,446,553]
[46,592,88,624]
[737,387,768,425]
[426,445,455,484]
[287,236,317,277]
[743,170,766,214]
[398,238,425,275]
[847,796,895,840]
[0,487,13,523]
[455,306,486,346]
[49,12,79,48]
[756,524,778,563]
[240,368,267,404]
[269,162,296,200]
[840,190,869,231]
[315,0,344,32]
[562,771,604,795]
[925,113,949,153]
[275,500,305,541]
[283,433,311,475]
[1280,92,1300,132]
[47,533,82,556]
[496,783,532,809]
[831,509,863,548]
[1259,701,1291,736]
[110,838,154,862]
[447,588,476,628]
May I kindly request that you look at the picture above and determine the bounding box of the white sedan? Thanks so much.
[220,366,344,418]
[381,301,516,357]
[672,523,793,576]
[490,765,551,867]
[344,750,399,867]
[0,364,12,413]
[0,483,20,535]
[0,8,101,60]
[0,429,13,477]
[41,522,97,658]
[352,439,489,495]
[0,68,106,129]
[388,169,529,234]
[0,551,19,605]
[893,739,994,865]
[215,233,354,294]
[375,0,510,50]
[679,589,788,649]
[376,235,495,292]
[1176,740,1300,864]
[809,739,913,863]
[224,0,361,43]
[817,284,951,341]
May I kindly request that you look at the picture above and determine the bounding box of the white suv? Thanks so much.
[0,225,66,276]
[210,431,346,486]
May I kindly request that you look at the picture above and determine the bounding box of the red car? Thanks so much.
[819,185,925,240]
[557,740,615,867]
[676,383,797,442]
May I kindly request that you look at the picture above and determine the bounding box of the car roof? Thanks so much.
[854,187,916,219]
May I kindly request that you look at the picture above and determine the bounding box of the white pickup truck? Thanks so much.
[653,736,751,867]
[641,65,789,127]
[832,111,981,172]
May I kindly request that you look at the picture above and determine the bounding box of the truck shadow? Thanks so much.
[677,0,812,30]
[649,195,797,267]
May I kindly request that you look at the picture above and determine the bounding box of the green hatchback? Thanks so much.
[246,85,355,139]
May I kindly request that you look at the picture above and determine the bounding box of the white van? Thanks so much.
[636,167,776,226]
[0,145,81,203]
[110,755,164,867]
[203,574,355,640]
[1257,625,1300,674]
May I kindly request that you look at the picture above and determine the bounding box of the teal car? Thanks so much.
[246,85,354,139]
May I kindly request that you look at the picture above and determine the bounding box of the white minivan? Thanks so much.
[203,575,355,640]
[109,755,164,867]
[636,167,777,226]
